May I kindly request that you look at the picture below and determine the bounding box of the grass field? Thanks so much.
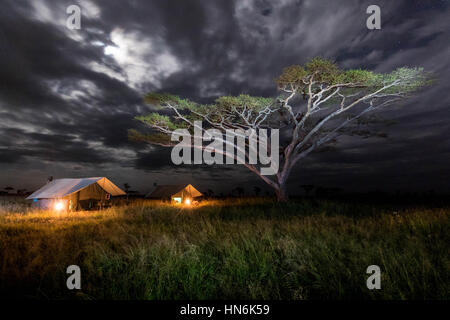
[0,198,448,300]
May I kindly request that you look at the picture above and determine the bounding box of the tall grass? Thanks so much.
[0,198,448,300]
[0,196,31,215]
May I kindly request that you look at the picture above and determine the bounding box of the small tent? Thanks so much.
[146,184,202,203]
[26,177,126,211]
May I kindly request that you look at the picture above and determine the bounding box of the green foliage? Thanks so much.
[214,94,274,112]
[135,113,179,131]
[138,94,276,131]
[305,57,340,83]
[144,93,196,110]
[338,69,379,85]
[276,58,430,92]
[134,58,431,152]
[0,199,448,299]
[276,58,341,88]
[144,92,177,105]
[275,65,308,88]
[383,67,431,93]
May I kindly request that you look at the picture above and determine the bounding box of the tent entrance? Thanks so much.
[173,197,182,204]
[67,183,111,211]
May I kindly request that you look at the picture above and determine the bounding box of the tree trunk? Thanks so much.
[275,183,289,202]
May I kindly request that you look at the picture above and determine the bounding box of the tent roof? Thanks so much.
[147,184,203,198]
[26,177,126,199]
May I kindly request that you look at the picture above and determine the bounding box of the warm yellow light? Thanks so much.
[173,197,182,204]
[54,201,64,211]
[184,198,191,205]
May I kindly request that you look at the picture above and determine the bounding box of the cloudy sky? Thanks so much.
[0,0,449,195]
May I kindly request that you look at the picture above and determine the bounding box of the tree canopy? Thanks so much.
[131,58,430,201]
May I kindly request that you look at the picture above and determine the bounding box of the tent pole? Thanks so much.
[76,192,80,211]
[101,178,105,210]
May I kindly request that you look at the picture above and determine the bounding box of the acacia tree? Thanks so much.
[130,58,429,201]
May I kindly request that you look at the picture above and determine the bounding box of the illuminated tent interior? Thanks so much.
[146,184,203,204]
[26,177,126,211]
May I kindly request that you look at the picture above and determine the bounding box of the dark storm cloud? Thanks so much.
[0,0,449,193]
[0,127,108,164]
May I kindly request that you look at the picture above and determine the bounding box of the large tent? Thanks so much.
[146,184,203,203]
[27,177,126,211]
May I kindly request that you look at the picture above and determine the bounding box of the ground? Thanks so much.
[0,198,448,299]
